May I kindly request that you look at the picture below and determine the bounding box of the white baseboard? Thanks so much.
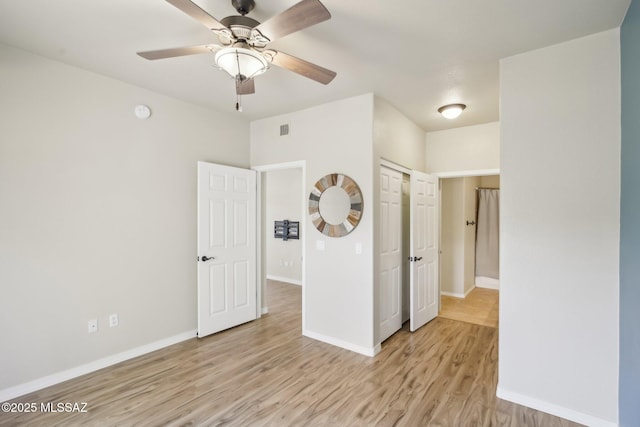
[303,329,379,357]
[496,385,617,427]
[441,286,475,299]
[0,330,196,403]
[476,275,500,289]
[261,306,269,315]
[266,275,302,286]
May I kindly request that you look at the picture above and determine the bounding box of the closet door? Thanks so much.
[379,166,403,342]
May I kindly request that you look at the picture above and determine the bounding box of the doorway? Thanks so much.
[254,161,305,317]
[438,174,500,328]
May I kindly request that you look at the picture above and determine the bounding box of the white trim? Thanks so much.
[475,275,500,289]
[252,160,306,332]
[261,307,269,315]
[432,168,500,178]
[252,160,305,172]
[303,329,379,357]
[255,169,263,319]
[0,330,196,403]
[496,386,617,427]
[440,286,475,299]
[380,158,412,175]
[266,274,302,286]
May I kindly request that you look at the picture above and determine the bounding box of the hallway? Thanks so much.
[439,287,499,328]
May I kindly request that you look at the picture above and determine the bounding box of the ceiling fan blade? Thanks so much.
[253,0,330,42]
[165,0,227,31]
[137,44,218,60]
[268,50,336,85]
[236,78,256,95]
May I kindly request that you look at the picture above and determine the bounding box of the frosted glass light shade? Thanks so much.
[215,47,268,79]
[438,103,466,119]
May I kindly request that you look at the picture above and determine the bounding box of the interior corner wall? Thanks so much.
[620,1,640,425]
[373,96,427,173]
[498,29,620,426]
[250,94,376,354]
[0,43,250,394]
[264,169,303,285]
[372,96,427,344]
[425,122,499,175]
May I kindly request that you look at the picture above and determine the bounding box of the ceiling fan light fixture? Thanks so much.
[438,103,466,119]
[214,46,268,80]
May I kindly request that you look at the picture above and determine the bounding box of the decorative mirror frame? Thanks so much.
[308,173,363,237]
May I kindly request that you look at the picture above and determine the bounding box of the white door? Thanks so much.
[197,161,257,338]
[410,171,439,332]
[379,166,403,342]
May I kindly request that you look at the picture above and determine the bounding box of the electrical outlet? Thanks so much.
[88,319,98,333]
[109,313,119,328]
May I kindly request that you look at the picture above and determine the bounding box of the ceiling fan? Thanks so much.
[138,0,337,110]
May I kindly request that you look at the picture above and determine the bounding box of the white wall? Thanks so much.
[440,178,465,296]
[440,177,479,297]
[251,94,376,355]
[373,97,427,173]
[426,122,500,175]
[265,169,303,284]
[0,43,250,395]
[499,29,620,426]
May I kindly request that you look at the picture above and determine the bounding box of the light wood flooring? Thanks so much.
[440,287,500,329]
[1,281,580,427]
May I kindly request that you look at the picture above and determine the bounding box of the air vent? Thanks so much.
[280,123,289,136]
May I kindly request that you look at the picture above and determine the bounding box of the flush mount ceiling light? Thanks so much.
[438,103,467,119]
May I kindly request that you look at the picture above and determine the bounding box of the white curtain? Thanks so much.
[475,189,500,279]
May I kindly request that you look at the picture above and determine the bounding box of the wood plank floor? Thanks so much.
[1,281,581,427]
[439,288,500,328]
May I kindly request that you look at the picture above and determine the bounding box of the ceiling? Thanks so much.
[0,0,631,131]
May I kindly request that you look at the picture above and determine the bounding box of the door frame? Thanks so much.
[378,159,440,340]
[432,168,500,312]
[252,161,306,325]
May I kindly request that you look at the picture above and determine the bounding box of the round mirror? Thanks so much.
[318,186,350,224]
[308,173,363,237]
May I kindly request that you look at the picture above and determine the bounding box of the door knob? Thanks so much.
[415,256,423,261]
[200,256,215,262]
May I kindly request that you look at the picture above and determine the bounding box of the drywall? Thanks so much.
[426,122,499,174]
[264,169,303,285]
[440,178,465,296]
[373,97,427,173]
[620,2,640,425]
[499,29,620,425]
[251,94,376,354]
[0,43,249,393]
[440,177,479,297]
